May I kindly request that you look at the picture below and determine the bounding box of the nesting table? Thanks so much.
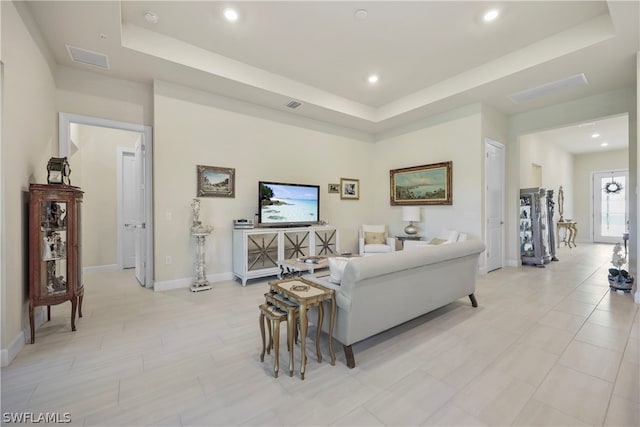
[266,277,336,379]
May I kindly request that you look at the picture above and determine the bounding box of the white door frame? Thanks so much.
[485,138,506,273]
[59,112,154,288]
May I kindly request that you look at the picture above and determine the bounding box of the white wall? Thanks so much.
[153,81,374,285]
[573,148,629,241]
[1,0,58,363]
[72,125,139,269]
[373,111,484,242]
[519,133,574,223]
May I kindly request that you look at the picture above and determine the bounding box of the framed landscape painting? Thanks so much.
[390,161,452,205]
[197,165,235,198]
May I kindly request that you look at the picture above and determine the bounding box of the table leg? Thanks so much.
[299,303,308,380]
[328,294,336,366]
[259,311,266,362]
[272,319,280,378]
[557,227,561,249]
[316,303,324,363]
[287,308,295,377]
[570,224,577,248]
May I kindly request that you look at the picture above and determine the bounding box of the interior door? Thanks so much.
[134,139,146,286]
[593,170,628,243]
[485,139,505,272]
[121,151,137,269]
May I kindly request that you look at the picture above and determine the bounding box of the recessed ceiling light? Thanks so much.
[144,11,159,24]
[592,133,600,138]
[224,8,239,22]
[483,9,500,22]
[368,74,379,84]
[601,142,609,147]
[354,9,368,20]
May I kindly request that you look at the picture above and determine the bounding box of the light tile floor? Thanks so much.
[2,243,638,426]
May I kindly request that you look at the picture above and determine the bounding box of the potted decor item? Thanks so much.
[608,243,634,292]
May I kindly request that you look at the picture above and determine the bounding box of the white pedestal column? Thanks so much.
[191,229,213,292]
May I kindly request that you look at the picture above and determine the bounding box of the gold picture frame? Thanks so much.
[340,178,359,200]
[328,183,340,193]
[197,165,235,198]
[390,161,452,205]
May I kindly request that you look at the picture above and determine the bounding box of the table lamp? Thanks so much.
[402,206,421,235]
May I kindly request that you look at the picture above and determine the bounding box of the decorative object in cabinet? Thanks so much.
[29,184,83,343]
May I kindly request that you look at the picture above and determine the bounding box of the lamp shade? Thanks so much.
[402,206,420,222]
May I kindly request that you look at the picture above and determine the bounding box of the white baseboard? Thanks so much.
[83,264,121,274]
[0,307,47,367]
[1,330,24,367]
[154,272,235,292]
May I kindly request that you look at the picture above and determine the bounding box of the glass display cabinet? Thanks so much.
[519,187,551,267]
[29,184,83,343]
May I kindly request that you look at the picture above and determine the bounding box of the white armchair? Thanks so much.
[359,224,396,256]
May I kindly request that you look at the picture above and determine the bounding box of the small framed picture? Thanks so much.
[328,183,340,193]
[340,178,359,200]
[197,165,235,198]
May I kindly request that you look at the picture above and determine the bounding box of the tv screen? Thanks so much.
[259,181,320,227]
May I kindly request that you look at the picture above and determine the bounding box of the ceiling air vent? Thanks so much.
[286,100,303,109]
[66,45,110,70]
[509,73,588,104]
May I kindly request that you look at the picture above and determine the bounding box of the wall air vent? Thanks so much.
[286,100,303,109]
[66,45,110,70]
[509,73,588,104]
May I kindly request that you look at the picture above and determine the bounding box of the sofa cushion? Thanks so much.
[428,237,448,245]
[329,257,349,284]
[363,243,394,253]
[436,229,459,243]
[364,231,386,245]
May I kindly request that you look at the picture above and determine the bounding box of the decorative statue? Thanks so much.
[191,198,202,230]
[557,186,565,222]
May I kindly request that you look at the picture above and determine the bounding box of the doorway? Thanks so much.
[593,169,629,243]
[59,113,154,288]
[485,138,505,272]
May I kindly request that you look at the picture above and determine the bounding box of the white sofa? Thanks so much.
[308,236,485,368]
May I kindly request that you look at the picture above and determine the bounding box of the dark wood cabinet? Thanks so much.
[29,184,83,343]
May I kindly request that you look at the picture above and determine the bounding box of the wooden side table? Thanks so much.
[395,235,422,250]
[557,221,577,248]
[268,277,336,380]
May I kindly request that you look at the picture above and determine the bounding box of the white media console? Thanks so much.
[232,225,339,285]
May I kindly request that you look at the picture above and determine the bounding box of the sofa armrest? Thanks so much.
[386,237,396,251]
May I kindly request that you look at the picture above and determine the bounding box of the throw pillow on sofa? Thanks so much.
[329,257,350,284]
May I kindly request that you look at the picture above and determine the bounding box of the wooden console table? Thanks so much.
[557,221,577,248]
[268,277,336,380]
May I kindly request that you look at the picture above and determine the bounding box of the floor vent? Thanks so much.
[286,100,303,109]
[66,45,110,70]
[509,73,588,104]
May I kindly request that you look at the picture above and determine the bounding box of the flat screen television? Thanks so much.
[258,181,320,227]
